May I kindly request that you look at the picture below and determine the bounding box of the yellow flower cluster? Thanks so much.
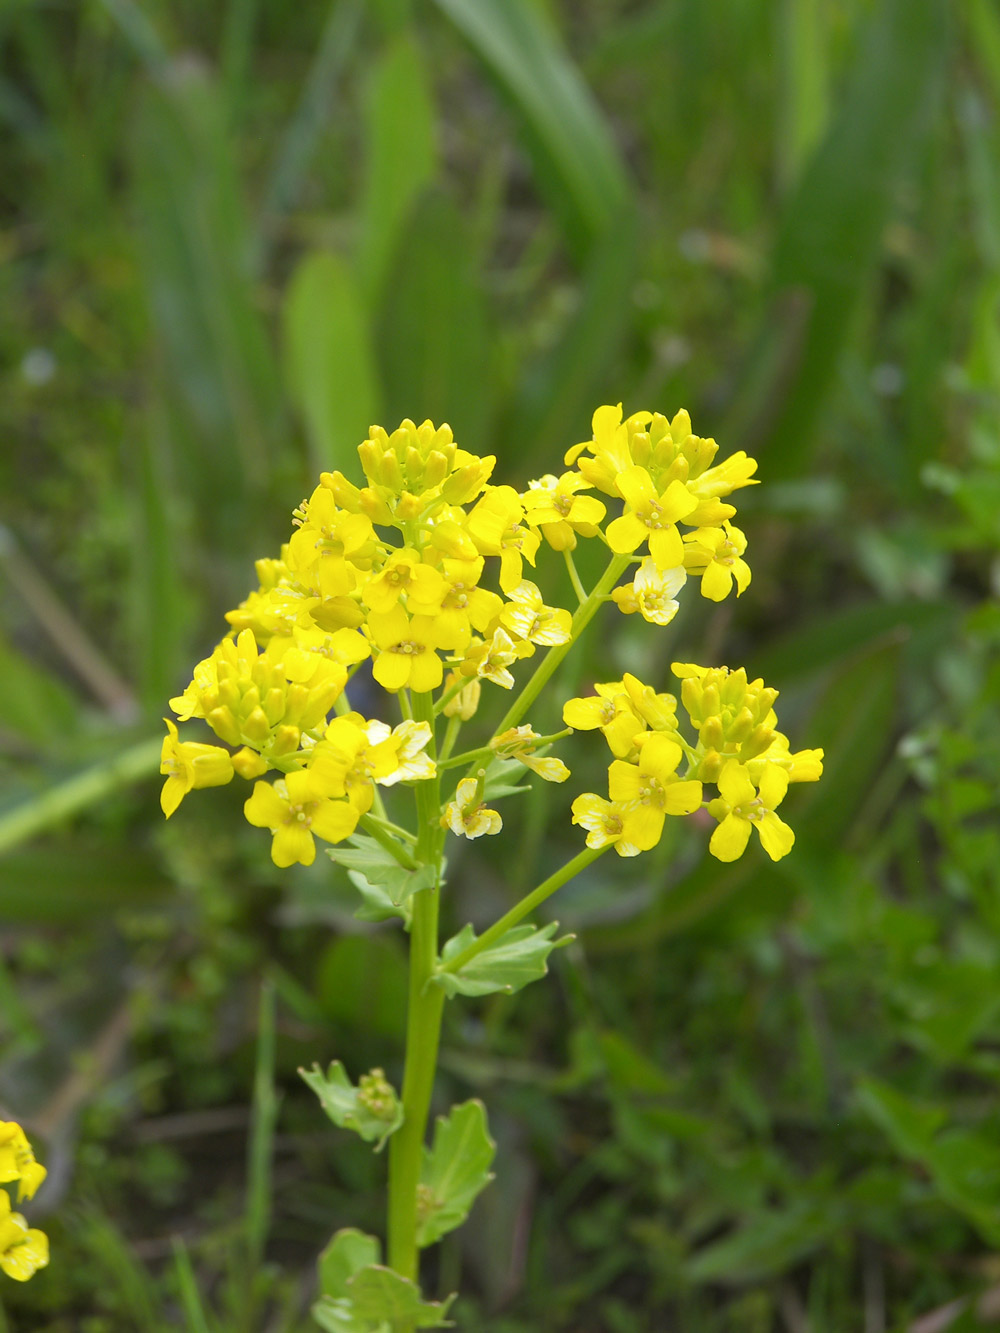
[162,407,770,865]
[567,664,822,861]
[0,1122,48,1282]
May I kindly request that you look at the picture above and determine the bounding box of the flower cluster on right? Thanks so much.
[568,664,823,862]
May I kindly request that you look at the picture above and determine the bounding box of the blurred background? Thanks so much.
[3,0,1000,1328]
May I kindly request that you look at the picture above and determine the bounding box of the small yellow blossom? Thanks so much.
[310,716,401,813]
[466,486,541,591]
[570,793,640,856]
[562,682,646,758]
[0,1123,46,1204]
[631,559,686,625]
[367,606,466,693]
[499,580,572,648]
[683,521,751,600]
[362,548,447,615]
[605,466,697,569]
[490,726,570,783]
[159,720,234,818]
[442,777,502,839]
[608,734,703,851]
[520,472,606,550]
[707,761,795,862]
[461,628,519,690]
[244,772,359,867]
[0,1192,48,1283]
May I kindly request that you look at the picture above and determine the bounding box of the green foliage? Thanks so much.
[301,1061,404,1150]
[416,1100,496,1248]
[434,922,572,998]
[314,1229,454,1331]
[327,835,437,923]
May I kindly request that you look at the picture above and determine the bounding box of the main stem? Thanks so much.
[387,691,445,1285]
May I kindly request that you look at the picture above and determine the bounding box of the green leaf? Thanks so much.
[299,1061,404,1150]
[327,835,437,923]
[506,208,638,466]
[376,189,494,446]
[858,1077,1000,1246]
[318,1228,381,1300]
[282,250,381,473]
[431,0,631,257]
[357,32,437,302]
[348,1267,454,1327]
[434,922,572,998]
[417,1100,496,1247]
[131,60,284,545]
[687,1200,838,1284]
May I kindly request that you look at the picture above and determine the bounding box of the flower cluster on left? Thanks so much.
[0,1121,48,1282]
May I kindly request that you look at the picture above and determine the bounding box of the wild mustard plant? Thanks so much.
[163,405,822,1328]
[0,1121,48,1282]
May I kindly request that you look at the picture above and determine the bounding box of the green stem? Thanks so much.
[437,844,607,977]
[438,713,462,763]
[563,547,588,605]
[387,692,445,1288]
[490,552,630,744]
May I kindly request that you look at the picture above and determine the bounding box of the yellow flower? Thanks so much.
[310,716,401,813]
[362,548,447,615]
[562,682,646,758]
[367,605,464,693]
[0,1192,48,1283]
[491,726,570,783]
[466,486,540,591]
[442,777,502,839]
[565,403,651,494]
[272,626,370,683]
[682,521,751,600]
[630,559,686,625]
[406,556,503,639]
[608,734,703,851]
[605,465,697,569]
[570,793,640,856]
[244,772,359,867]
[159,720,234,818]
[707,761,794,862]
[520,472,606,550]
[286,485,378,596]
[0,1123,46,1204]
[499,580,572,648]
[460,627,520,690]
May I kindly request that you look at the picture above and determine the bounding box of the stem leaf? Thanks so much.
[327,835,437,922]
[416,1099,496,1248]
[433,921,572,999]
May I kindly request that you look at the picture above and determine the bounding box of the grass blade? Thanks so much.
[730,0,949,476]
[431,0,632,257]
[357,31,437,302]
[282,250,382,472]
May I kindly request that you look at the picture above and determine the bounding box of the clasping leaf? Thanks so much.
[314,1229,453,1331]
[433,921,573,998]
[416,1099,496,1248]
[328,836,438,924]
[300,1061,403,1150]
